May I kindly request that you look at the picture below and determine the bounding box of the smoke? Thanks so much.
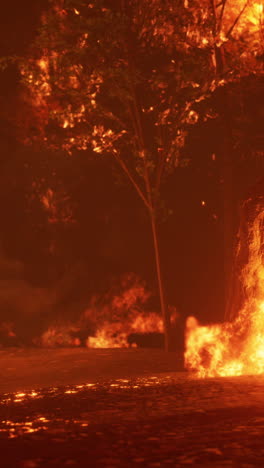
[39,272,163,348]
[0,260,163,348]
[0,249,57,345]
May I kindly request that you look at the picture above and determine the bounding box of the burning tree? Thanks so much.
[208,0,264,311]
[227,178,264,320]
[185,192,264,377]
[16,0,215,350]
[183,0,264,375]
[13,0,263,350]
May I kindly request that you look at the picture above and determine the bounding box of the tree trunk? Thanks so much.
[217,85,237,320]
[222,145,236,319]
[149,209,171,351]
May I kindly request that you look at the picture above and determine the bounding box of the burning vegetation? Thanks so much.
[0,271,164,349]
[39,273,164,349]
[185,195,264,377]
[0,1,263,362]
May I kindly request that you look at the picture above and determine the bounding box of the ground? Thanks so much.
[0,347,182,393]
[1,348,264,467]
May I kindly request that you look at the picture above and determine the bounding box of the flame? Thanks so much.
[37,273,164,349]
[38,312,163,349]
[19,0,263,151]
[220,0,263,34]
[131,312,163,333]
[85,275,162,348]
[218,0,264,50]
[87,312,163,348]
[185,207,264,377]
[87,322,129,348]
[39,324,81,347]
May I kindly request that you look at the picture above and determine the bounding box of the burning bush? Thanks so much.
[83,273,163,348]
[38,273,164,348]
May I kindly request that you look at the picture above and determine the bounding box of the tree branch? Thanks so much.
[113,151,151,210]
[226,1,250,39]
[218,0,227,33]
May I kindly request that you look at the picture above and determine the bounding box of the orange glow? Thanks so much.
[131,313,163,334]
[38,58,49,72]
[39,324,81,347]
[19,0,263,152]
[40,187,75,225]
[185,209,264,377]
[87,311,162,348]
[87,324,128,348]
[38,274,163,348]
[217,0,263,37]
[83,275,163,348]
[0,376,175,439]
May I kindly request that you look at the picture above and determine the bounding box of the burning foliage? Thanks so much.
[1,0,263,356]
[185,194,264,377]
[79,274,163,348]
[34,273,163,348]
[0,247,165,349]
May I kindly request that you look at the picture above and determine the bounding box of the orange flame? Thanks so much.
[87,322,129,348]
[185,208,264,377]
[38,274,163,349]
[87,312,163,348]
[215,0,263,38]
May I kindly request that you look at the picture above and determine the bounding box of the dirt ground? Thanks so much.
[1,348,264,467]
[0,347,183,393]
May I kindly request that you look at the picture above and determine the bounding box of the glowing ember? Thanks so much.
[185,208,264,377]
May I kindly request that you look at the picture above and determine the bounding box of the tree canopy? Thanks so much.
[13,0,264,348]
[18,0,263,193]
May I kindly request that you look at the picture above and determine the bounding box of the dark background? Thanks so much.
[0,1,262,344]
